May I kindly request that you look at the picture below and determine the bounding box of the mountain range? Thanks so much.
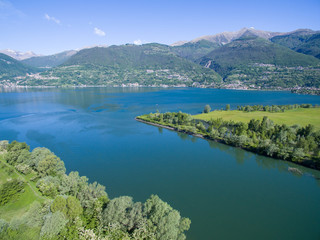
[0,49,41,60]
[0,27,319,89]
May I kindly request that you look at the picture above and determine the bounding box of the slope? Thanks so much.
[271,30,320,59]
[26,43,222,87]
[21,50,77,68]
[0,53,37,80]
[171,40,221,61]
[197,36,320,88]
[184,27,282,45]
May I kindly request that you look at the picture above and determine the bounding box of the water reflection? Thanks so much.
[1,87,320,240]
[172,127,320,182]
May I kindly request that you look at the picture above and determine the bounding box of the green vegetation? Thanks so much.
[197,36,320,88]
[271,32,320,59]
[0,179,25,206]
[0,53,37,80]
[0,140,190,239]
[1,32,320,90]
[171,40,221,61]
[21,50,77,68]
[0,155,45,222]
[18,43,222,87]
[203,104,211,113]
[137,104,320,170]
[194,105,320,130]
[291,88,320,95]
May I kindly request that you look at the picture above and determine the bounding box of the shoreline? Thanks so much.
[135,117,320,171]
[0,84,314,93]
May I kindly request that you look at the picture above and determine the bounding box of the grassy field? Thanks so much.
[194,108,320,130]
[0,155,45,221]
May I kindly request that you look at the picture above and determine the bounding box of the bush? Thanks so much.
[0,179,25,206]
[203,104,211,113]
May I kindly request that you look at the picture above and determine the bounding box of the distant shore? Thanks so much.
[1,84,319,94]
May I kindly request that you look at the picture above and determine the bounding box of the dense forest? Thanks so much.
[137,105,320,170]
[0,141,190,240]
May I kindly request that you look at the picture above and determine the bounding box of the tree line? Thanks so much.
[0,140,190,240]
[137,109,320,170]
[236,103,317,112]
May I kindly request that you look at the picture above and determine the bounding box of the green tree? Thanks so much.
[66,196,83,220]
[40,212,68,240]
[292,148,305,161]
[4,141,30,165]
[226,104,230,111]
[51,196,67,215]
[144,195,191,240]
[36,176,59,196]
[27,147,53,169]
[37,154,66,177]
[102,196,144,233]
[0,140,8,151]
[203,104,211,113]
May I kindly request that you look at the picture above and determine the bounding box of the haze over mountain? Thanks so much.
[172,28,281,46]
[0,53,37,80]
[29,43,222,87]
[0,49,41,60]
[0,27,319,89]
[198,35,319,73]
[171,40,221,61]
[271,30,320,59]
[175,27,319,46]
[197,35,320,88]
[21,50,77,68]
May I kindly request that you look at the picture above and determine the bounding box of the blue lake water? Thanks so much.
[1,87,320,239]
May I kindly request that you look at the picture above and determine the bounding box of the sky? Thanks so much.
[1,0,320,55]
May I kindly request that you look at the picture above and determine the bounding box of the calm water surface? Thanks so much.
[1,87,320,240]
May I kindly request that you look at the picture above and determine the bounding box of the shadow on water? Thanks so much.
[173,129,320,182]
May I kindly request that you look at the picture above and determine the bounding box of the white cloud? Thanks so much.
[94,27,106,37]
[44,13,61,24]
[133,39,142,45]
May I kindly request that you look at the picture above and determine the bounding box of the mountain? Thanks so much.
[0,49,41,60]
[24,43,222,87]
[181,27,282,46]
[2,27,320,89]
[171,40,188,46]
[197,36,320,88]
[0,53,37,80]
[171,40,221,61]
[271,30,320,59]
[21,50,77,68]
[295,33,320,59]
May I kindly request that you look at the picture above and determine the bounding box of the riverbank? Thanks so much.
[136,114,320,171]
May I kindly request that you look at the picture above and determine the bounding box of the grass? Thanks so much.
[194,108,320,130]
[0,155,45,221]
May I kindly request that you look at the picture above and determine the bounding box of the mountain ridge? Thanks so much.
[21,50,77,68]
[0,49,41,60]
[174,27,318,46]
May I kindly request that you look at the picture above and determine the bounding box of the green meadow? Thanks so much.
[194,108,320,130]
[0,155,45,221]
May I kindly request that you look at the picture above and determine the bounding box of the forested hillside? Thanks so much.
[0,140,190,240]
[0,53,37,80]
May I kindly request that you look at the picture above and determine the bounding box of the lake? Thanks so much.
[1,87,320,239]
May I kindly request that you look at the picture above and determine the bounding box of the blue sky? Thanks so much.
[1,0,319,55]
